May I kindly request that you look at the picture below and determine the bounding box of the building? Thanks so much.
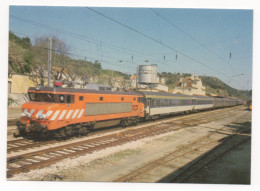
[130,74,137,89]
[8,74,43,107]
[173,74,206,95]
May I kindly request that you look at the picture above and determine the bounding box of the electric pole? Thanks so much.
[48,37,52,87]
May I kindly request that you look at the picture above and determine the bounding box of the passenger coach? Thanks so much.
[139,91,214,119]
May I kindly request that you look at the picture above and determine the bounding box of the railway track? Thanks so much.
[7,139,58,153]
[113,113,251,183]
[7,106,239,154]
[7,106,243,178]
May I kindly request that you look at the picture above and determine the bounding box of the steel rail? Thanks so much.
[7,106,244,178]
[113,114,251,182]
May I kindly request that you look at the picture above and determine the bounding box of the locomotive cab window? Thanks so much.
[121,97,124,101]
[59,95,65,103]
[28,92,54,103]
[100,97,103,101]
[79,96,84,101]
[66,95,74,103]
[56,94,74,103]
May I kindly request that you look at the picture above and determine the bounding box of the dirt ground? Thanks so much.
[8,107,251,184]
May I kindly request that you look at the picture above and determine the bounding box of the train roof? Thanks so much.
[138,91,215,99]
[138,91,194,99]
[28,87,143,96]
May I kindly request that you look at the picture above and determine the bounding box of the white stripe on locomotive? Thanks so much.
[77,109,85,118]
[51,110,60,121]
[65,110,74,119]
[36,110,44,118]
[45,111,53,117]
[72,109,79,119]
[29,109,35,116]
[58,110,67,120]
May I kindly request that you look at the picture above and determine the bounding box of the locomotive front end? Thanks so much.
[15,87,70,138]
[16,101,55,137]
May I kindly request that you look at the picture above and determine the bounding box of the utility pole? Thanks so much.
[48,37,52,87]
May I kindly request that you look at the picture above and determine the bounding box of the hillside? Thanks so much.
[8,32,251,100]
[8,32,130,88]
[200,76,251,100]
[159,72,251,100]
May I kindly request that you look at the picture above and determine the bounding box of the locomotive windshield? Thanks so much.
[28,92,75,103]
[28,93,55,102]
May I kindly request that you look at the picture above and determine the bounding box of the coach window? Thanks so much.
[133,97,136,101]
[100,97,103,101]
[79,96,84,101]
[152,99,155,108]
[160,99,163,107]
[121,97,124,101]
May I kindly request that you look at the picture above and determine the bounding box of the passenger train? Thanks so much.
[16,86,243,138]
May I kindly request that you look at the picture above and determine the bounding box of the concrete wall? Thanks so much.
[8,74,35,107]
[8,74,30,94]
[8,93,29,107]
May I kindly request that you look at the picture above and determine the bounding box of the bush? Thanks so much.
[8,97,18,107]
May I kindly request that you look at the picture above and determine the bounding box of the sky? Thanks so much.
[8,6,253,90]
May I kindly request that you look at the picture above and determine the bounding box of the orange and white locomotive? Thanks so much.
[16,86,144,138]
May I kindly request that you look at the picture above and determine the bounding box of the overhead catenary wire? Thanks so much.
[12,31,129,68]
[10,16,177,74]
[10,30,202,76]
[35,46,137,71]
[10,12,234,79]
[150,9,230,64]
[86,7,230,79]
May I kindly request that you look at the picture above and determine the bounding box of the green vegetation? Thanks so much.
[8,32,130,87]
[200,76,251,100]
[8,32,33,75]
[159,72,251,100]
[8,31,251,99]
[8,97,18,107]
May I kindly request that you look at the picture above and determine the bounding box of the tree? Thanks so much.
[8,32,33,76]
[29,36,70,85]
